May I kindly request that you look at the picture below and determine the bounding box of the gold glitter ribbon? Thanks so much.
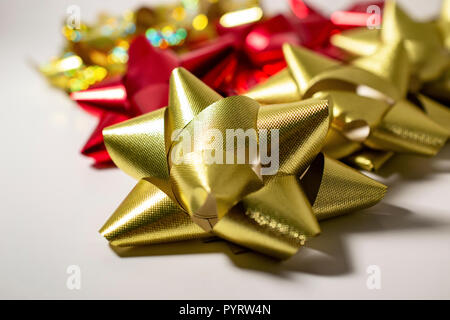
[99,68,386,259]
[246,37,449,171]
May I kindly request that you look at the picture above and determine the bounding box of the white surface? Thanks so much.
[0,0,449,300]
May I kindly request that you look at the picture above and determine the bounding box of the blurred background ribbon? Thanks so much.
[39,0,390,167]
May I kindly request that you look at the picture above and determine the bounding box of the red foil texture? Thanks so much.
[202,0,385,96]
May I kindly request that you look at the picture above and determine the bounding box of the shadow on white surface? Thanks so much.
[103,145,450,280]
[109,201,447,277]
[377,143,450,182]
[107,144,450,277]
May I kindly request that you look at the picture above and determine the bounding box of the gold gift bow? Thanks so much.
[246,41,449,172]
[331,0,449,83]
[331,0,450,108]
[99,67,386,259]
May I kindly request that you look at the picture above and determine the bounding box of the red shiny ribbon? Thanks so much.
[73,1,385,166]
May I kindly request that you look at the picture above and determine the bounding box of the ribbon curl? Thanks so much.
[246,40,449,171]
[99,67,386,259]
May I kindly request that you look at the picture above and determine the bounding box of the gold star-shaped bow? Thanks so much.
[99,67,386,259]
[246,41,449,171]
[331,0,449,83]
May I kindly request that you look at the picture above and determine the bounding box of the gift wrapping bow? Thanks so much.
[246,39,449,171]
[99,67,386,259]
[331,0,450,111]
[332,0,449,84]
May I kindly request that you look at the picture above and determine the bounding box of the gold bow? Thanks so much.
[330,0,450,134]
[332,0,449,83]
[99,67,386,259]
[246,41,449,171]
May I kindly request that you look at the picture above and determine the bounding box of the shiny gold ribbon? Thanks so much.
[246,40,449,172]
[332,0,449,83]
[100,67,386,259]
[330,0,450,143]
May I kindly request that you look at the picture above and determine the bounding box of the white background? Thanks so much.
[0,0,449,299]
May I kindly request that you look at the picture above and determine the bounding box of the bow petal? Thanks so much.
[331,28,380,56]
[282,43,340,96]
[257,98,330,177]
[167,67,222,135]
[366,99,448,156]
[102,67,386,259]
[415,94,450,135]
[100,178,208,247]
[300,154,387,220]
[214,176,319,259]
[245,68,300,104]
[352,41,410,98]
[103,108,170,188]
